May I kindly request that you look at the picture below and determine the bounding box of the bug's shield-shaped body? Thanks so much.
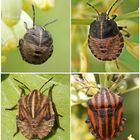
[17,89,55,139]
[19,26,53,64]
[88,13,124,61]
[86,87,125,140]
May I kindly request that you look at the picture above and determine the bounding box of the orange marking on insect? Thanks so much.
[97,94,102,138]
[109,93,116,137]
[100,22,103,39]
[91,98,97,129]
[117,106,123,127]
[103,92,108,139]
[31,92,36,119]
[88,106,96,130]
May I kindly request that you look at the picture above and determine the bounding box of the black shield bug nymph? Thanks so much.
[87,0,130,68]
[6,77,64,139]
[19,5,57,64]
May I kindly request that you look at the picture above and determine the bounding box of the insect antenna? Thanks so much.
[48,84,57,101]
[87,2,100,16]
[115,60,119,69]
[13,78,31,92]
[32,5,36,29]
[107,0,119,16]
[43,19,58,27]
[39,77,53,92]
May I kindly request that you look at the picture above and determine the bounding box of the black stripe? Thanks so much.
[120,36,124,42]
[27,91,34,117]
[94,93,98,108]
[101,90,106,138]
[107,92,113,138]
[34,90,38,118]
[88,99,99,133]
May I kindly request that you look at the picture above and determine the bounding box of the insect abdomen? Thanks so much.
[88,33,124,61]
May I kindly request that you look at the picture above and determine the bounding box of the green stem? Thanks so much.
[99,74,108,87]
[121,86,139,94]
[116,10,139,20]
[72,10,138,25]
[108,75,113,88]
[109,75,125,91]
[72,19,92,25]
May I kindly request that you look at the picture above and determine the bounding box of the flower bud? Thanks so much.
[2,0,22,27]
[32,0,55,11]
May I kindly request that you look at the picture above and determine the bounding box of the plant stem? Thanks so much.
[121,86,139,94]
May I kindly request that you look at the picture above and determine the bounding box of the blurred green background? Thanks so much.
[1,74,70,140]
[71,0,139,72]
[71,74,139,140]
[2,0,70,72]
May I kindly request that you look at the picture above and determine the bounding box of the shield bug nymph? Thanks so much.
[86,87,126,140]
[19,5,57,64]
[87,0,130,68]
[6,77,64,139]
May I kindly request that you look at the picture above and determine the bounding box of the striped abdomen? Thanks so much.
[86,87,125,140]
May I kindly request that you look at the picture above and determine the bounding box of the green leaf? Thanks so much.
[116,10,139,20]
[1,74,70,140]
[105,60,135,72]
[72,10,139,25]
[72,19,92,25]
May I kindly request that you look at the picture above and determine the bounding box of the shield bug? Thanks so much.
[19,5,57,64]
[87,0,130,67]
[6,77,64,139]
[86,87,126,140]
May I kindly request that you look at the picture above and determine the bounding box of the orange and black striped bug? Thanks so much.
[86,87,126,140]
[87,0,130,68]
[5,77,64,139]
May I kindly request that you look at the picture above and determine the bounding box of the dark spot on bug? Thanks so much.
[35,50,42,54]
[101,50,107,53]
[116,53,120,57]
[99,45,106,49]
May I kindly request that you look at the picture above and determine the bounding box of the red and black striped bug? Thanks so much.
[87,0,130,68]
[86,87,126,140]
[6,77,64,139]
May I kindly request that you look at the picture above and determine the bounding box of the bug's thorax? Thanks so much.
[97,13,108,22]
[95,13,109,40]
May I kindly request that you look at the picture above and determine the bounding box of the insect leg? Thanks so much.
[24,22,28,30]
[18,86,26,97]
[47,84,64,130]
[5,104,17,111]
[53,108,64,131]
[13,116,20,137]
[52,101,64,130]
[118,26,130,37]
[111,14,117,20]
[115,60,120,69]
[13,129,19,137]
